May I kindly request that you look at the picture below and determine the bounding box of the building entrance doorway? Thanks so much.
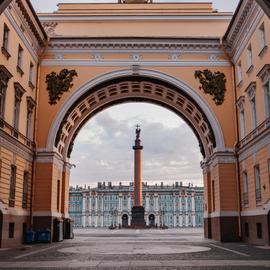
[149,214,155,227]
[122,214,129,228]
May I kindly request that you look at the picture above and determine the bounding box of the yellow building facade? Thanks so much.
[0,0,269,247]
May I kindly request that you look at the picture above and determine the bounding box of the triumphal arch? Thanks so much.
[0,0,270,247]
[36,1,238,242]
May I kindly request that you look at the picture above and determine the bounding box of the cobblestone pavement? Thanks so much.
[0,228,270,269]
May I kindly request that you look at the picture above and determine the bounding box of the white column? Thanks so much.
[128,194,131,211]
[118,195,122,211]
[82,194,86,227]
[146,194,149,212]
[128,214,131,226]
[180,215,183,227]
[154,195,157,211]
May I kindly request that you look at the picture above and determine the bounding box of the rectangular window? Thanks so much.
[17,45,24,75]
[247,45,253,70]
[26,98,35,140]
[239,109,246,139]
[0,82,6,119]
[264,81,270,118]
[254,165,261,203]
[29,62,34,84]
[22,171,29,209]
[13,85,25,133]
[2,24,10,59]
[9,223,14,238]
[9,165,16,207]
[243,171,249,206]
[244,222,249,238]
[256,223,263,239]
[237,62,243,85]
[259,23,266,52]
[2,24,9,50]
[250,97,257,129]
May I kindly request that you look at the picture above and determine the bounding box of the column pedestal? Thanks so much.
[131,206,146,228]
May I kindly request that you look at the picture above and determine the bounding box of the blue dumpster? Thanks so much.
[36,230,51,243]
[25,231,35,244]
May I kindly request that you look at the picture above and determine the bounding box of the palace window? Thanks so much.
[26,97,35,140]
[259,23,266,53]
[243,171,248,206]
[17,45,24,75]
[13,83,25,134]
[22,171,29,209]
[264,81,270,118]
[0,66,12,122]
[237,62,243,85]
[2,24,10,59]
[254,165,261,203]
[247,44,253,71]
[0,81,6,120]
[29,62,35,89]
[9,165,16,207]
[247,84,257,130]
[237,97,246,139]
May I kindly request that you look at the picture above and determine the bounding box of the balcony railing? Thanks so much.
[238,117,270,149]
[0,117,35,149]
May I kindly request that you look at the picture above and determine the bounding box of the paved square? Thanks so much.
[0,228,270,269]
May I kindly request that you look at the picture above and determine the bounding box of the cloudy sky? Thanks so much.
[31,0,239,188]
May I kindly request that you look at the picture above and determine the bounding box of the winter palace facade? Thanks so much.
[69,182,204,228]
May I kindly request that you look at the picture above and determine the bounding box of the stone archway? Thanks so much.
[34,69,239,243]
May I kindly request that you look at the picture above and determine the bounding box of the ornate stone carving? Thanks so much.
[42,22,58,36]
[46,69,78,105]
[194,69,226,105]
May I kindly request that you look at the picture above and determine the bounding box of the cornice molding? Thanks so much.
[0,128,34,162]
[38,14,232,23]
[224,0,263,63]
[46,38,224,53]
[14,0,47,46]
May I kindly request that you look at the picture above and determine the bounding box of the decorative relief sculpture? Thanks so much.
[42,22,58,36]
[46,69,78,105]
[194,69,226,105]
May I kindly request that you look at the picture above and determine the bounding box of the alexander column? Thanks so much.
[131,125,146,228]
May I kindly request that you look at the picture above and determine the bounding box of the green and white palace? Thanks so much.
[69,182,204,228]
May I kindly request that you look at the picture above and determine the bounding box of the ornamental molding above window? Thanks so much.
[245,81,256,100]
[236,96,245,111]
[14,82,26,101]
[257,64,270,84]
[0,65,12,85]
